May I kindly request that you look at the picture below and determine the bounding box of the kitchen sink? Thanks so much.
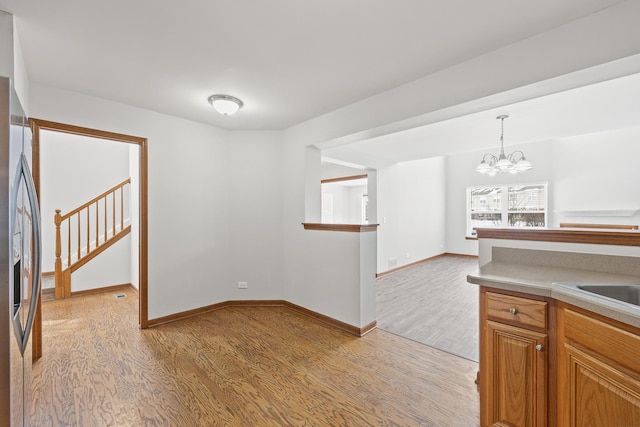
[577,284,640,306]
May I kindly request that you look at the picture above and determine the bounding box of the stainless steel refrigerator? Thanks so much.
[0,76,42,426]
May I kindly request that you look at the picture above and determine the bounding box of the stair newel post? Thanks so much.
[54,209,63,300]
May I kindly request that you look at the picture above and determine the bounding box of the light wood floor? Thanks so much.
[376,255,480,362]
[32,289,480,426]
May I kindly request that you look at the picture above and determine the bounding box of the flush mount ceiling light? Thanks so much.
[208,94,243,116]
[475,115,533,175]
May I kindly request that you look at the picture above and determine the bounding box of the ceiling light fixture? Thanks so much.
[208,94,243,116]
[475,115,532,175]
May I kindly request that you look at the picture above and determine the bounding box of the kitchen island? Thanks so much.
[468,228,640,427]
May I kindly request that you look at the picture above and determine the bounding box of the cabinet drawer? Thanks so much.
[486,292,547,329]
[563,307,640,374]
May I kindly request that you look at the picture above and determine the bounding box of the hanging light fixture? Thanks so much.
[208,94,244,116]
[475,115,532,175]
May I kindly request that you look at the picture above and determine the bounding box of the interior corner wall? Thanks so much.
[226,130,285,301]
[377,156,446,273]
[29,83,233,320]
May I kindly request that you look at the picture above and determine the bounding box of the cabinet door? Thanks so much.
[563,343,640,426]
[485,320,547,427]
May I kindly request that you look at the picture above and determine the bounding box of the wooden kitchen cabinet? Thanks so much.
[480,287,640,426]
[558,304,640,426]
[480,289,550,427]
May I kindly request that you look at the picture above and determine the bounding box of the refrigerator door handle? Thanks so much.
[20,152,42,353]
[10,152,42,354]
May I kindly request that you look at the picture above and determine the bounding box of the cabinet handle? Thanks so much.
[536,344,544,352]
[509,307,518,315]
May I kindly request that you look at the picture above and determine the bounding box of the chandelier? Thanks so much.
[475,115,532,175]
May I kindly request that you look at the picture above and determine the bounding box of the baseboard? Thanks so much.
[148,299,376,337]
[70,283,134,298]
[376,253,446,278]
[282,301,376,336]
[444,252,479,259]
[41,287,55,302]
[376,252,478,277]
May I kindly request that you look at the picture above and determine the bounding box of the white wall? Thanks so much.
[321,182,367,224]
[30,83,233,319]
[322,184,348,223]
[445,140,554,256]
[30,84,287,320]
[226,130,284,301]
[72,235,132,292]
[552,127,640,224]
[377,157,446,272]
[39,130,131,274]
[282,131,379,328]
[444,127,640,256]
[320,163,365,180]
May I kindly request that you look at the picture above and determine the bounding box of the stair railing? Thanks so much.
[54,178,131,299]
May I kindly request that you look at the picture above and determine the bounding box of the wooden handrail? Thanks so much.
[54,178,131,298]
[59,178,131,221]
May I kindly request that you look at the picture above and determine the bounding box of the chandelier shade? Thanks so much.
[475,115,532,175]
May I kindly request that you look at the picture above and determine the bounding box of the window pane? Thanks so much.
[508,212,545,227]
[471,213,502,228]
[470,187,502,213]
[508,185,545,212]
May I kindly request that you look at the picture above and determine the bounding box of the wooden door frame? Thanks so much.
[30,119,149,358]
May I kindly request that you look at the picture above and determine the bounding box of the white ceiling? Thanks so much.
[322,71,640,168]
[0,0,627,130]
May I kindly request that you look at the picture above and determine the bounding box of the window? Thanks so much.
[467,183,547,235]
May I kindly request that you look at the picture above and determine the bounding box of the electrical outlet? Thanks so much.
[238,281,248,289]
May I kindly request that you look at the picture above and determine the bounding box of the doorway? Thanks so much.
[30,119,148,358]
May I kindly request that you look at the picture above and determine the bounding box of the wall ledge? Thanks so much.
[302,223,379,232]
[475,227,640,246]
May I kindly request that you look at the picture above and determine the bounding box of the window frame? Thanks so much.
[466,182,548,237]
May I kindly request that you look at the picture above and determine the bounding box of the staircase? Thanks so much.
[54,178,132,299]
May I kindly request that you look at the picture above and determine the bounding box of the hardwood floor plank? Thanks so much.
[376,254,479,361]
[33,289,479,426]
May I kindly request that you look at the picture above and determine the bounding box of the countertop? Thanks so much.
[468,261,640,328]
